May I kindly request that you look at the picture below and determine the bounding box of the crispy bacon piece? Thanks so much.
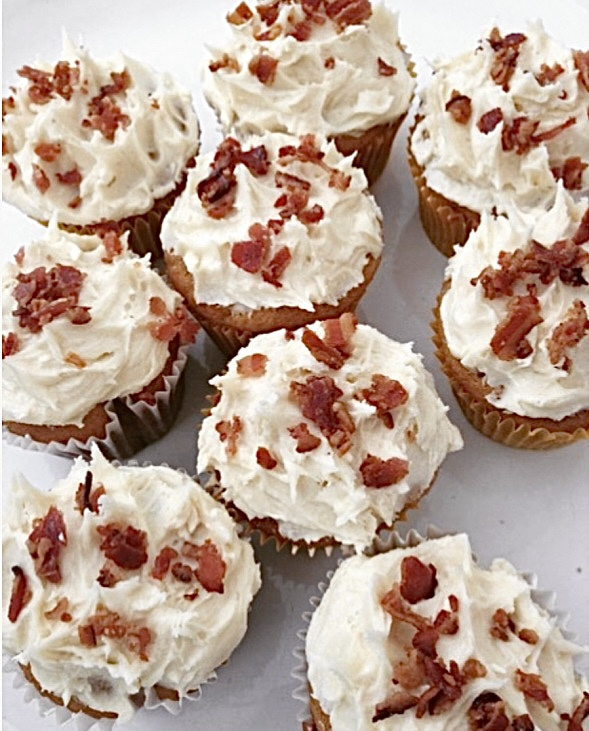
[551,156,587,191]
[55,168,82,186]
[324,56,336,69]
[12,264,88,333]
[463,658,487,679]
[44,596,72,622]
[513,669,554,712]
[412,625,440,658]
[261,245,292,286]
[209,53,240,73]
[490,607,515,641]
[288,422,322,452]
[360,454,409,488]
[400,556,438,604]
[289,18,314,41]
[78,608,152,661]
[372,690,418,722]
[573,208,589,246]
[171,562,194,583]
[301,328,345,369]
[237,352,268,376]
[198,167,237,219]
[231,239,266,273]
[97,523,148,570]
[358,373,408,428]
[573,50,589,92]
[445,91,472,124]
[490,288,543,361]
[501,115,576,155]
[517,628,539,645]
[380,584,430,631]
[182,539,226,593]
[547,299,589,371]
[216,415,242,456]
[8,566,32,623]
[290,375,355,454]
[322,312,357,356]
[249,53,278,85]
[148,297,199,344]
[34,142,61,162]
[2,332,19,358]
[151,546,179,580]
[8,161,18,180]
[32,163,50,193]
[256,446,278,469]
[568,692,589,731]
[100,229,123,263]
[97,560,123,587]
[84,94,130,142]
[27,506,67,584]
[18,62,80,104]
[228,1,253,24]
[325,0,371,31]
[377,57,397,77]
[467,692,510,731]
[478,107,504,134]
[257,0,280,25]
[74,470,105,514]
[53,60,80,100]
[487,28,527,91]
[536,62,564,86]
[240,144,270,176]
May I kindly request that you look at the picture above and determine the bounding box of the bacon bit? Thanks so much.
[502,115,576,155]
[513,715,535,731]
[490,287,543,361]
[568,692,589,731]
[171,562,193,583]
[288,422,322,452]
[198,167,237,219]
[532,115,576,144]
[83,94,130,141]
[64,351,86,368]
[2,95,16,116]
[216,415,242,457]
[227,1,253,24]
[468,692,510,730]
[237,352,268,376]
[478,107,504,134]
[462,659,487,679]
[445,91,472,124]
[100,229,123,263]
[360,454,409,488]
[240,144,270,176]
[32,164,50,193]
[372,691,418,722]
[517,628,539,645]
[8,161,18,180]
[377,57,397,77]
[261,245,292,286]
[300,327,346,369]
[290,375,355,454]
[289,18,314,41]
[574,50,589,92]
[358,373,408,428]
[552,156,587,191]
[490,607,515,641]
[399,556,438,604]
[322,313,357,356]
[74,470,106,514]
[34,142,61,162]
[257,0,280,25]
[8,566,32,623]
[97,523,148,570]
[2,332,19,358]
[148,297,199,345]
[434,608,459,635]
[97,560,123,587]
[547,299,589,371]
[249,53,278,85]
[184,589,200,601]
[182,539,226,593]
[79,608,152,661]
[380,584,430,631]
[487,28,527,91]
[44,597,71,622]
[52,61,80,100]
[256,446,278,469]
[536,62,564,86]
[231,239,266,273]
[55,167,82,186]
[27,506,67,584]
[324,56,336,69]
[412,625,440,658]
[151,546,179,580]
[209,53,240,73]
[514,669,554,712]
[18,62,80,104]
[298,203,324,225]
[325,0,371,31]
[67,195,82,209]
[573,208,589,246]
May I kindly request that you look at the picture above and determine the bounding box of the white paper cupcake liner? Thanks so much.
[2,342,190,460]
[291,525,586,728]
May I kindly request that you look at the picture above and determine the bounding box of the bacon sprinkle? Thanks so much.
[216,415,243,457]
[568,692,589,731]
[536,62,565,86]
[256,446,278,469]
[227,1,254,24]
[34,142,61,162]
[2,332,19,358]
[182,539,226,593]
[325,0,372,32]
[514,669,555,712]
[27,506,67,583]
[357,373,408,429]
[288,422,322,452]
[487,28,527,91]
[248,53,278,85]
[547,299,589,371]
[360,454,409,488]
[8,566,32,623]
[477,107,504,134]
[148,296,199,345]
[445,90,472,124]
[377,57,397,77]
[151,546,179,580]
[236,352,268,376]
[573,50,589,92]
[97,523,148,570]
[400,556,438,604]
[18,61,80,104]
[490,287,543,361]
[82,69,131,141]
[75,470,106,514]
[78,607,152,661]
[551,156,587,191]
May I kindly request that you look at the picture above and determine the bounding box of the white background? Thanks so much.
[2,1,589,729]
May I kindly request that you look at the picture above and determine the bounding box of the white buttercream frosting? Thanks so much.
[306,533,589,731]
[440,188,589,420]
[2,36,199,224]
[203,1,415,138]
[197,320,462,550]
[161,132,383,311]
[2,447,261,721]
[2,226,187,427]
[410,21,589,216]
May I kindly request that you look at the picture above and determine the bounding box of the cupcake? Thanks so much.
[408,21,589,256]
[162,132,384,356]
[2,225,199,458]
[304,532,589,731]
[202,0,415,185]
[2,36,200,257]
[196,314,462,553]
[432,187,589,449]
[2,446,262,722]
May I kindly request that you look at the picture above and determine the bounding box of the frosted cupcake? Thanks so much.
[2,225,199,458]
[203,0,415,185]
[304,533,589,730]
[162,132,383,356]
[432,187,589,448]
[2,36,200,257]
[197,315,462,552]
[408,22,589,256]
[2,447,261,722]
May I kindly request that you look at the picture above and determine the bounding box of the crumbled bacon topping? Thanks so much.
[12,264,89,333]
[490,287,543,361]
[568,692,589,731]
[44,596,72,622]
[27,506,67,583]
[231,222,271,273]
[32,163,50,193]
[357,373,408,429]
[249,53,278,84]
[237,352,268,376]
[290,375,355,455]
[377,57,397,77]
[18,61,80,104]
[2,332,19,358]
[82,69,131,142]
[501,115,576,155]
[536,62,565,86]
[97,560,123,588]
[477,107,504,134]
[228,1,254,24]
[8,566,32,623]
[468,692,510,730]
[301,328,345,369]
[257,446,278,469]
[360,454,409,488]
[7,161,18,180]
[325,0,371,31]
[445,91,472,124]
[261,245,292,287]
[573,208,589,246]
[171,562,194,583]
[182,539,226,593]
[34,142,61,162]
[151,546,179,580]
[209,52,241,73]
[547,299,589,371]
[288,422,322,452]
[78,607,152,661]
[573,50,589,92]
[490,607,515,641]
[278,133,351,190]
[400,556,438,604]
[274,169,324,226]
[487,28,527,91]
[216,415,243,456]
[514,669,554,712]
[74,470,105,514]
[552,156,588,191]
[97,523,148,570]
[322,312,357,356]
[148,296,199,344]
[99,228,123,263]
[373,691,418,722]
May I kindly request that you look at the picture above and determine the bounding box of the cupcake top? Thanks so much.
[197,315,462,550]
[2,447,262,721]
[305,533,589,731]
[410,21,589,216]
[161,133,383,311]
[202,0,415,138]
[2,36,199,225]
[2,226,198,427]
[440,187,589,420]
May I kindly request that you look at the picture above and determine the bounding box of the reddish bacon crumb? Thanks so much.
[514,669,554,712]
[325,0,372,31]
[288,422,322,452]
[44,597,71,622]
[377,57,397,77]
[34,142,61,162]
[518,628,539,645]
[82,70,131,141]
[148,296,199,345]
[78,608,152,661]
[536,62,565,86]
[74,470,105,514]
[257,1,280,26]
[490,607,515,641]
[551,156,587,191]
[261,245,292,286]
[477,107,504,134]
[487,28,527,91]
[32,164,50,193]
[322,313,357,357]
[360,454,409,488]
[372,691,418,722]
[209,53,240,73]
[27,506,67,583]
[547,299,589,371]
[445,91,472,124]
[573,50,589,92]
[100,229,123,263]
[97,523,148,570]
[18,61,80,104]
[324,56,336,69]
[2,332,19,358]
[468,692,510,730]
[568,692,589,731]
[151,546,179,580]
[97,560,123,588]
[216,415,243,457]
[55,167,82,186]
[227,1,254,24]
[171,562,194,583]
[8,161,18,180]
[301,328,345,369]
[256,446,278,469]
[237,352,268,376]
[400,556,438,604]
[182,539,226,593]
[501,115,576,155]
[249,53,278,85]
[8,566,32,623]
[490,287,543,361]
[357,373,408,428]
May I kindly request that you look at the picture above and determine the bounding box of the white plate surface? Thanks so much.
[2,1,588,729]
